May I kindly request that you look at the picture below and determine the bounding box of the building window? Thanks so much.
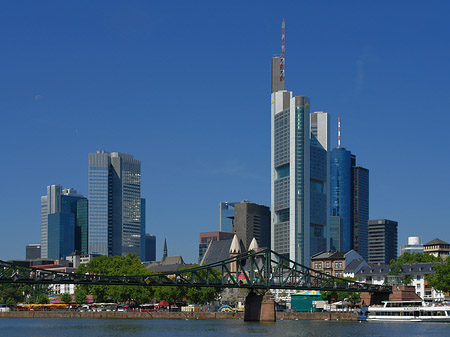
[326,262,330,268]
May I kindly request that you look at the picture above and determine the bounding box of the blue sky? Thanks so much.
[1,1,449,263]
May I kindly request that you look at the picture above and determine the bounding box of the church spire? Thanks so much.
[162,238,168,261]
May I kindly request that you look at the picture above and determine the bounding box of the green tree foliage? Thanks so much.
[152,265,223,304]
[74,287,88,304]
[320,277,361,304]
[60,293,72,303]
[0,284,31,304]
[389,252,442,285]
[37,294,49,304]
[427,259,450,292]
[76,254,154,304]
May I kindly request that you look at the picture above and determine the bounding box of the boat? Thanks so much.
[358,300,450,322]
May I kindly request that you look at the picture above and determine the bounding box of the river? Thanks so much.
[0,318,448,336]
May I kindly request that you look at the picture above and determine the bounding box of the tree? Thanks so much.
[76,254,154,304]
[37,294,49,304]
[427,259,450,292]
[389,252,442,285]
[60,293,72,303]
[74,287,88,304]
[320,277,361,304]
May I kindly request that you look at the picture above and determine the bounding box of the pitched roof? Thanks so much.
[201,239,233,265]
[424,238,449,246]
[311,251,347,260]
[344,259,365,273]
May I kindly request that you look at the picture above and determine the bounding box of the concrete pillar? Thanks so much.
[244,291,276,322]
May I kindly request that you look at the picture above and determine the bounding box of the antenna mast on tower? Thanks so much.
[280,18,285,82]
[338,116,341,148]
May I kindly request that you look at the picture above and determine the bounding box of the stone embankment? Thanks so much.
[0,311,357,321]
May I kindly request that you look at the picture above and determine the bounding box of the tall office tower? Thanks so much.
[330,148,354,251]
[145,234,156,262]
[41,184,62,258]
[26,244,41,260]
[309,111,330,256]
[368,219,398,264]
[329,216,343,251]
[88,150,142,256]
[271,20,329,264]
[330,119,369,259]
[219,202,236,233]
[140,198,146,261]
[234,201,271,250]
[353,166,369,259]
[41,186,87,259]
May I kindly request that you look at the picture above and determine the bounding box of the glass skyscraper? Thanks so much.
[41,186,87,259]
[218,201,236,233]
[271,56,330,265]
[88,150,142,256]
[330,148,354,251]
[330,147,369,259]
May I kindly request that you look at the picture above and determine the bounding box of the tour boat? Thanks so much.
[358,300,450,322]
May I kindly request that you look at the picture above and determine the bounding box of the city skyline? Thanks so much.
[1,1,450,263]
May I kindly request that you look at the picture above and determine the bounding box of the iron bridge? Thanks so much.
[0,249,391,293]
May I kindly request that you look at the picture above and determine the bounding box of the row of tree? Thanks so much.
[1,254,223,306]
[75,254,222,304]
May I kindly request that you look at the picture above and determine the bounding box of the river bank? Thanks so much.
[0,311,357,321]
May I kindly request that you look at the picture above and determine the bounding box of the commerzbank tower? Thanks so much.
[271,19,330,265]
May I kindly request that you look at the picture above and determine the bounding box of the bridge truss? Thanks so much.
[0,249,391,293]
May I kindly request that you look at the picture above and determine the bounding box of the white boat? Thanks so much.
[358,300,450,322]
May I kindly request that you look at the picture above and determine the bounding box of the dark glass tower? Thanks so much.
[330,148,354,251]
[330,148,369,260]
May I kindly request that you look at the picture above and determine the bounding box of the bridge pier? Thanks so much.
[244,291,276,322]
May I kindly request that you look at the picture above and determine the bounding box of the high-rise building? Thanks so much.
[330,148,354,251]
[145,234,156,262]
[140,198,146,261]
[330,216,343,251]
[26,244,41,260]
[368,219,398,264]
[41,186,87,259]
[88,150,142,256]
[270,21,329,264]
[353,166,369,259]
[233,201,271,250]
[330,120,369,259]
[219,202,236,233]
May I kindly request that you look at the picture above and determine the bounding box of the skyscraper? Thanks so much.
[145,233,156,262]
[353,166,369,259]
[41,186,87,259]
[368,219,398,264]
[330,119,369,259]
[140,198,146,261]
[88,150,142,256]
[271,20,329,264]
[233,201,271,250]
[330,148,354,251]
[218,202,236,233]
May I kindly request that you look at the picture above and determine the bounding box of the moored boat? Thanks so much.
[358,300,450,322]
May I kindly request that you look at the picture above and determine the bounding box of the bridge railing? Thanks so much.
[0,250,391,293]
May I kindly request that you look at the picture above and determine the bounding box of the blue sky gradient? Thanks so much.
[1,1,449,262]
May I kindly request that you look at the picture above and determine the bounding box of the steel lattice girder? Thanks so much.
[0,250,391,293]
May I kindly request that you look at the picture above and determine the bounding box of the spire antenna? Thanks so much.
[280,18,285,82]
[338,116,341,148]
